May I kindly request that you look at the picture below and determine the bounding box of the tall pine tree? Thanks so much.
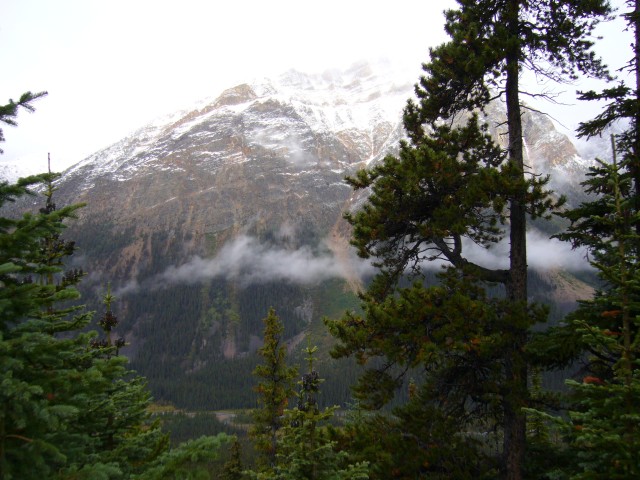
[0,172,88,478]
[327,1,611,478]
[565,146,640,477]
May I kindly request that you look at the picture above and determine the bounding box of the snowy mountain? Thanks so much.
[17,62,597,409]
[64,61,409,187]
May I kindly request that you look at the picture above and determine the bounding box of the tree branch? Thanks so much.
[433,237,509,284]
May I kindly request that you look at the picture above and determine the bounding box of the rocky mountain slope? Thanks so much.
[11,62,596,408]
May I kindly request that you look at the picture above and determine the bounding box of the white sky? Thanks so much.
[0,0,632,172]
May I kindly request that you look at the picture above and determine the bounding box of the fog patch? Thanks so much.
[158,235,373,286]
[115,235,374,296]
[526,230,591,271]
[113,230,590,297]
[248,124,316,168]
[416,230,592,273]
[461,230,592,272]
[114,278,141,297]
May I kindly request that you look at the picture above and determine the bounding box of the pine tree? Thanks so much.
[80,284,168,477]
[327,2,611,478]
[546,138,640,478]
[574,0,640,233]
[251,308,297,470]
[254,343,368,480]
[0,91,236,479]
[222,437,244,480]
[134,433,232,480]
[55,160,168,477]
[544,2,640,475]
[0,163,95,478]
[0,94,169,477]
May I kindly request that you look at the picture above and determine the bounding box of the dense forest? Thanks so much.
[2,0,640,478]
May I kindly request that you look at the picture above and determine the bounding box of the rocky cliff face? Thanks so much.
[14,62,595,408]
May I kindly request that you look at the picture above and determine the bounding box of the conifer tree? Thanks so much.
[134,433,232,480]
[0,92,237,479]
[253,343,368,480]
[0,165,94,478]
[222,437,244,480]
[0,94,171,477]
[81,284,168,477]
[544,2,640,475]
[0,162,171,478]
[566,152,640,477]
[544,138,640,478]
[327,2,611,478]
[574,0,640,230]
[251,308,297,470]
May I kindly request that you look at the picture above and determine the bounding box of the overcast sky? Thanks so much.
[0,0,631,173]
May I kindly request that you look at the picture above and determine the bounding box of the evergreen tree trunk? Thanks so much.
[504,2,527,478]
[634,0,640,238]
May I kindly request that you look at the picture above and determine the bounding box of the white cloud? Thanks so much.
[460,230,592,272]
[114,229,591,296]
[115,235,374,295]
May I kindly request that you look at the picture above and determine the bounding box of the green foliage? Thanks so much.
[330,269,532,408]
[0,171,100,479]
[405,0,610,139]
[536,2,640,465]
[329,269,550,477]
[333,386,500,480]
[565,376,640,478]
[389,392,499,479]
[251,308,298,469]
[251,343,368,480]
[134,433,232,480]
[328,1,611,478]
[0,103,167,478]
[345,116,508,282]
[221,437,244,480]
[161,412,242,447]
[545,139,640,478]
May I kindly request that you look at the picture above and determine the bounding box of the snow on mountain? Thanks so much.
[58,58,601,206]
[62,62,411,189]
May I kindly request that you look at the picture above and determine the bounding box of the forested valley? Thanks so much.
[2,1,640,478]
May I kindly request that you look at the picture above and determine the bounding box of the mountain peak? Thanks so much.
[213,84,257,108]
